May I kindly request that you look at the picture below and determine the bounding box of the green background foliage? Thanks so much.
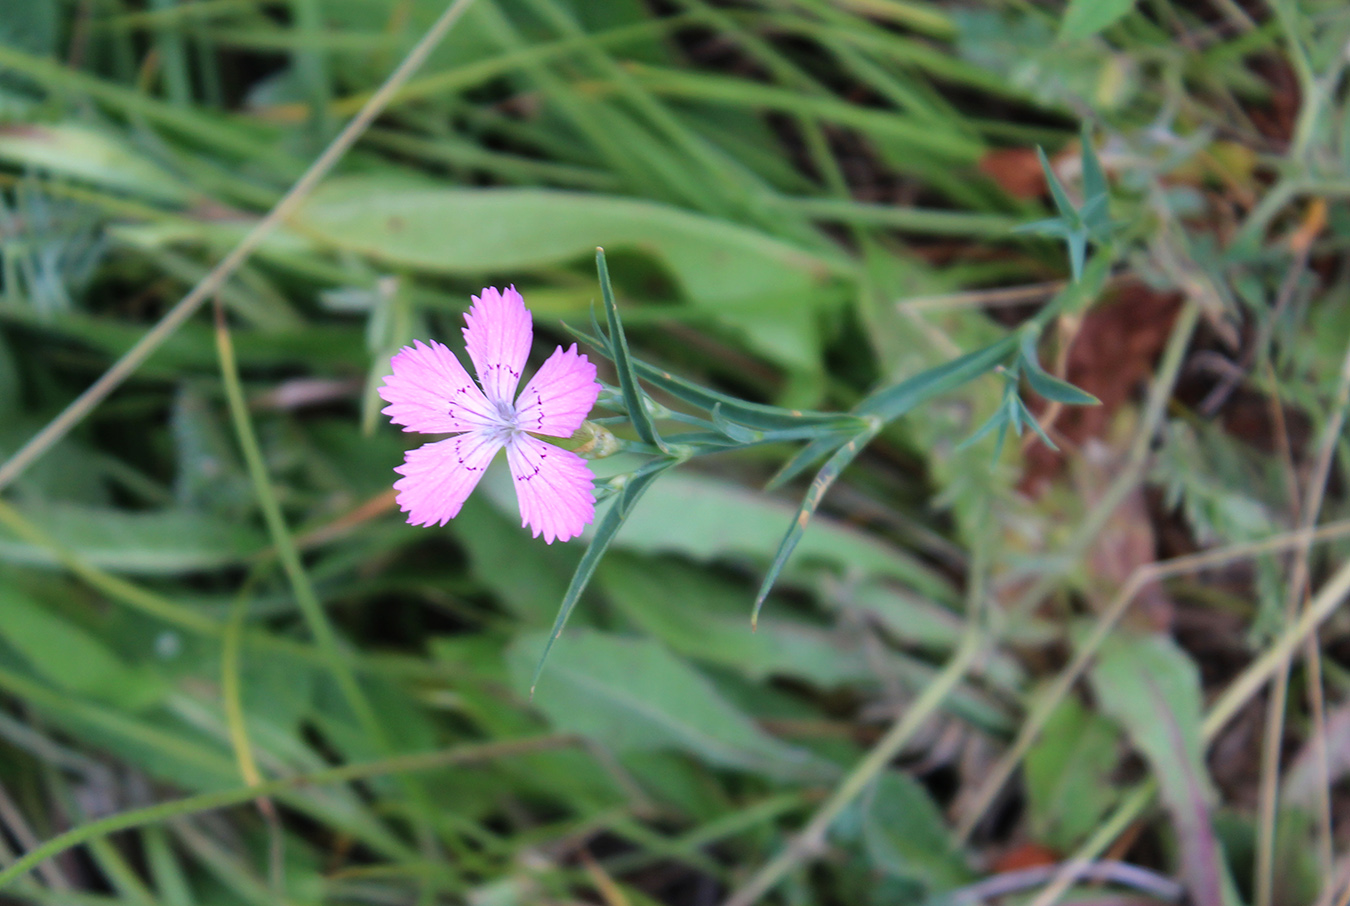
[0,1,1348,906]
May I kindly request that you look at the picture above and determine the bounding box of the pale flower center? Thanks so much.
[483,397,522,442]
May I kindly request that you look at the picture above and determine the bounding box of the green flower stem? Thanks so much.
[0,736,577,892]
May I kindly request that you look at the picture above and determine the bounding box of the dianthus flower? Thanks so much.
[378,286,600,543]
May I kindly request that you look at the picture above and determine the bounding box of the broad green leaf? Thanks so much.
[293,179,853,370]
[0,123,190,205]
[170,385,252,514]
[0,0,57,56]
[452,496,575,627]
[0,503,266,574]
[1058,0,1136,41]
[0,581,165,709]
[834,581,1028,690]
[1,307,366,376]
[1089,632,1240,906]
[600,553,880,687]
[601,555,1013,730]
[507,629,836,781]
[0,332,16,419]
[1024,695,1122,850]
[604,472,957,605]
[860,772,971,890]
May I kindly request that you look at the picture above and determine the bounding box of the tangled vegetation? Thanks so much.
[0,2,1348,905]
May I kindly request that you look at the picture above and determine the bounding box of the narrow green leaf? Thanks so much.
[1023,365,1100,406]
[588,302,610,358]
[1067,228,1088,282]
[954,404,1010,453]
[711,404,762,443]
[1059,0,1137,41]
[567,322,864,432]
[857,334,1016,421]
[752,425,880,626]
[1015,395,1059,450]
[1012,217,1071,238]
[1080,127,1109,212]
[1019,330,1100,405]
[596,248,666,451]
[532,457,679,692]
[766,433,848,491]
[1036,146,1080,227]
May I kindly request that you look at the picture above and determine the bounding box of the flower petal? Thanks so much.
[378,339,496,434]
[463,286,532,406]
[505,434,595,544]
[393,432,502,527]
[514,343,600,438]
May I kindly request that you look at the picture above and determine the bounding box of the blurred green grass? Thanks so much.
[0,2,1349,906]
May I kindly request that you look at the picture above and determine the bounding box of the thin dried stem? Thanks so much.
[1256,333,1350,906]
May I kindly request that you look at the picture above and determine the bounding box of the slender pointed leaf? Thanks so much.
[1037,146,1080,227]
[954,405,1009,452]
[596,248,666,452]
[766,434,848,491]
[1016,396,1059,450]
[532,457,679,691]
[752,425,880,626]
[1067,228,1088,281]
[711,404,762,443]
[1018,328,1100,406]
[857,335,1016,421]
[1012,217,1072,237]
[1080,128,1109,213]
[1023,365,1101,405]
[567,322,864,432]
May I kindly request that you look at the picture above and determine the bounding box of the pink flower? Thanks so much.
[378,286,600,543]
